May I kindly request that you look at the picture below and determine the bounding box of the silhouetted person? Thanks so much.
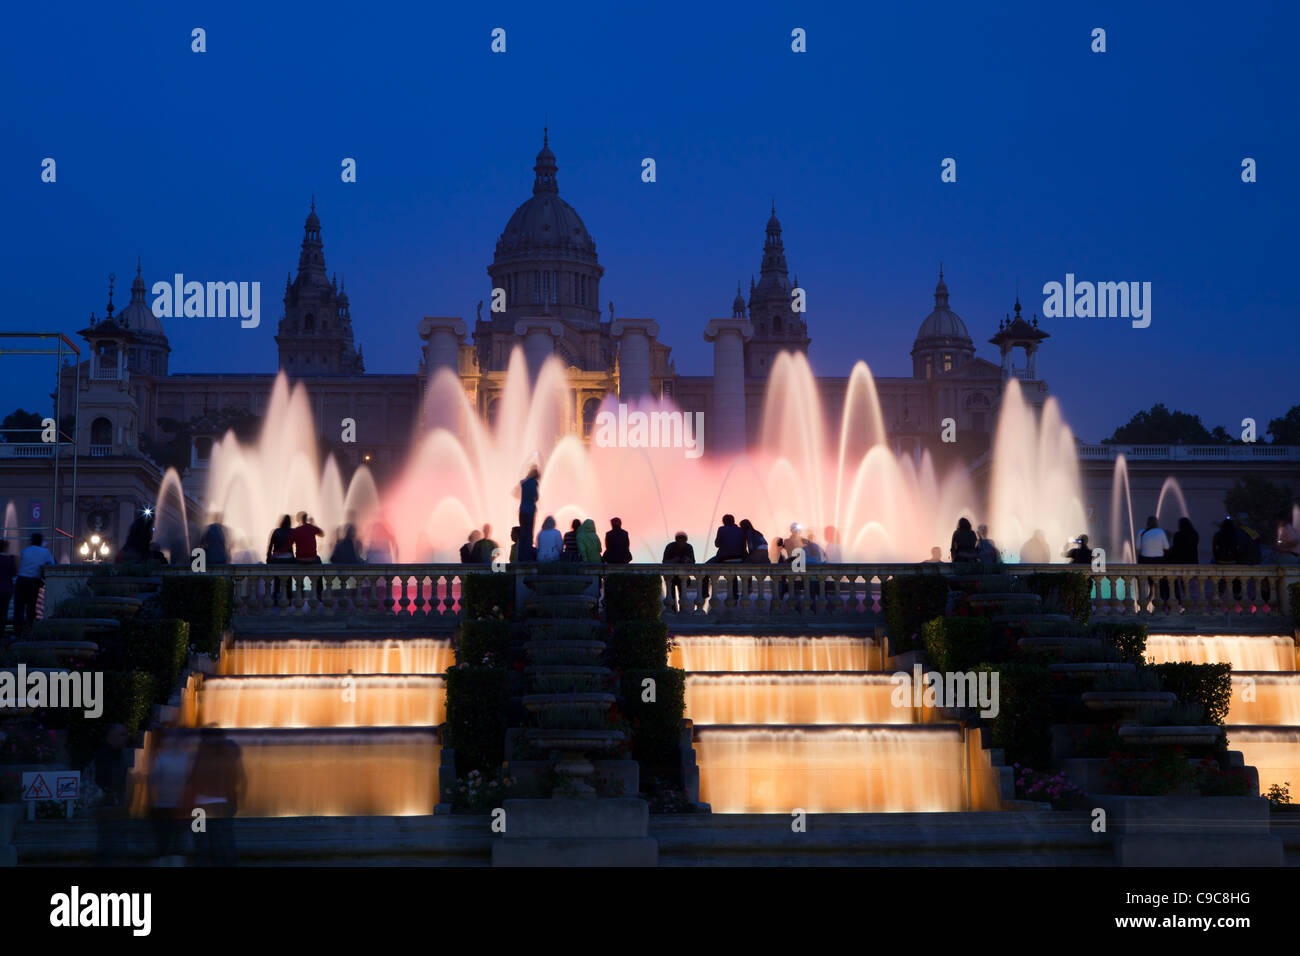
[14,532,54,636]
[923,546,943,563]
[603,517,633,564]
[471,524,497,564]
[0,541,18,637]
[1170,518,1199,605]
[975,524,998,566]
[1065,534,1092,565]
[118,513,155,564]
[1236,513,1263,565]
[515,465,540,561]
[292,512,324,564]
[1213,516,1244,604]
[709,514,747,563]
[199,514,229,565]
[266,515,295,602]
[740,519,770,564]
[537,516,563,562]
[662,531,697,611]
[460,529,481,564]
[148,735,194,864]
[185,727,246,867]
[330,524,362,564]
[509,526,520,563]
[577,519,602,563]
[950,517,978,562]
[1137,515,1170,605]
[1019,530,1050,564]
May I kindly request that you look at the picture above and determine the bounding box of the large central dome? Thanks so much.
[485,132,604,332]
[493,133,598,264]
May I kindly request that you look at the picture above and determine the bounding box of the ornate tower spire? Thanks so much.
[105,273,116,320]
[934,265,950,308]
[732,280,747,318]
[533,129,558,195]
[297,198,327,283]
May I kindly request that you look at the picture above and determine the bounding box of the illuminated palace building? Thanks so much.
[17,135,1050,551]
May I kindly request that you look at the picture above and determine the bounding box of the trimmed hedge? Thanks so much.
[159,575,232,655]
[1153,662,1232,726]
[621,667,685,777]
[115,618,190,704]
[882,574,949,652]
[976,658,1051,767]
[66,670,157,767]
[1089,621,1148,664]
[455,619,510,667]
[444,666,508,775]
[608,621,670,670]
[922,615,993,674]
[1024,571,1092,626]
[603,574,662,625]
[461,573,513,620]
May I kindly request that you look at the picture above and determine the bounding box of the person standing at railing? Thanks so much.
[329,524,362,564]
[1019,530,1050,564]
[14,532,54,636]
[1169,518,1199,605]
[1137,515,1171,606]
[975,525,999,567]
[514,466,540,561]
[1235,513,1267,604]
[1064,534,1092,565]
[459,529,481,563]
[199,515,229,566]
[662,531,696,611]
[950,517,979,563]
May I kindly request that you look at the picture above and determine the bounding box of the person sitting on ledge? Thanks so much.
[975,524,998,566]
[922,546,943,564]
[709,514,747,563]
[740,519,769,563]
[662,531,696,611]
[536,516,563,562]
[577,519,602,564]
[562,519,582,562]
[292,512,324,564]
[603,517,633,564]
[329,524,362,564]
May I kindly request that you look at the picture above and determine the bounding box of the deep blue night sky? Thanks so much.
[1,0,1294,442]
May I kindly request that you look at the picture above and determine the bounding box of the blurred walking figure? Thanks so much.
[536,516,563,562]
[460,530,481,564]
[603,517,633,564]
[199,514,229,565]
[471,524,498,564]
[1064,534,1092,565]
[185,727,246,867]
[329,524,363,564]
[822,526,842,563]
[148,736,195,864]
[0,541,15,638]
[1019,530,1050,564]
[93,723,130,864]
[975,525,999,566]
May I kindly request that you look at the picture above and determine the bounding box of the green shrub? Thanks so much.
[1024,571,1092,625]
[608,621,670,670]
[455,619,510,667]
[66,670,157,767]
[976,658,1051,767]
[922,615,993,673]
[111,619,190,703]
[1153,662,1232,726]
[460,573,514,620]
[159,575,232,655]
[1089,621,1148,664]
[444,666,508,775]
[882,575,949,652]
[603,574,662,624]
[621,667,685,780]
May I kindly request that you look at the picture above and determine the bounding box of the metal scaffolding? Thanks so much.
[0,332,81,561]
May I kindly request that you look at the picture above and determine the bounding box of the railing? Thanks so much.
[1075,443,1300,462]
[43,562,1295,625]
[0,443,53,458]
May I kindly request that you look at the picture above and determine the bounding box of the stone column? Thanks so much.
[514,319,565,382]
[611,319,659,402]
[703,317,753,454]
[418,316,467,377]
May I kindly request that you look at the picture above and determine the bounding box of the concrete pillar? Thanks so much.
[418,317,467,377]
[703,317,753,454]
[611,319,659,402]
[514,319,565,381]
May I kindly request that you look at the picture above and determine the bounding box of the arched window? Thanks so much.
[942,353,953,372]
[923,356,933,379]
[90,417,112,453]
[773,315,783,334]
[582,398,601,437]
[304,313,315,332]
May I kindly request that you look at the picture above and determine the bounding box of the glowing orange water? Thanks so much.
[686,674,914,725]
[1145,634,1295,672]
[670,636,880,672]
[218,639,454,675]
[187,675,445,728]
